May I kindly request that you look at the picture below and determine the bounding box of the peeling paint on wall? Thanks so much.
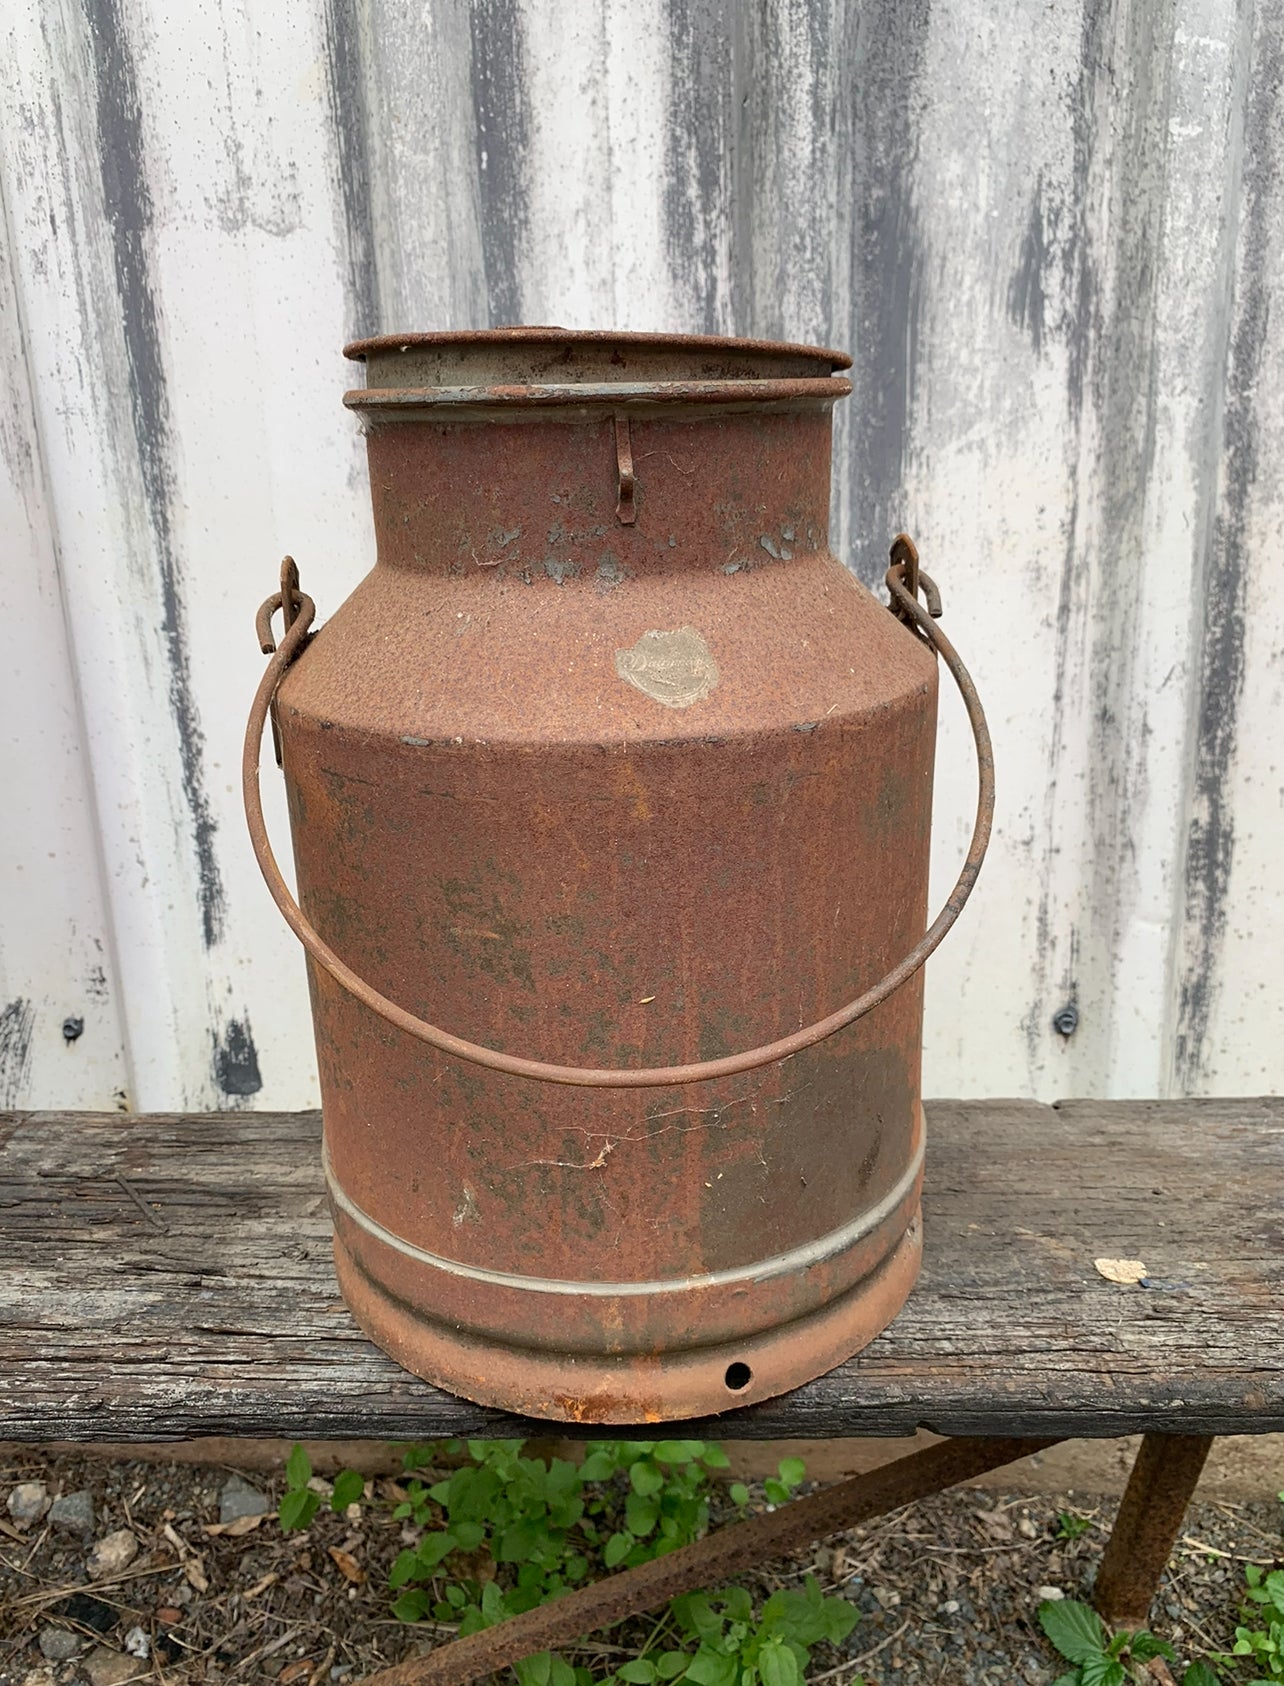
[214,1016,263,1098]
[470,0,532,325]
[322,0,380,339]
[82,0,225,950]
[663,0,741,335]
[1008,176,1051,357]
[1176,8,1279,1087]
[840,0,930,587]
[0,1000,35,1109]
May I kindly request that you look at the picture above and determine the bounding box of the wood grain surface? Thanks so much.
[2,1100,1279,1442]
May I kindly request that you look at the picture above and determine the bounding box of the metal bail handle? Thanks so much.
[243,537,994,1090]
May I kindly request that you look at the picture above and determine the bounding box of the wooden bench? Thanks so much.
[3,1098,1281,1679]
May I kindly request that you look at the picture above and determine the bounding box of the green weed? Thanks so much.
[1055,1510,1094,1542]
[278,1438,859,1685]
[278,1443,366,1532]
[1038,1596,1215,1685]
[1216,1564,1284,1682]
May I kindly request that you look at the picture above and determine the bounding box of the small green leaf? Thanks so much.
[616,1663,658,1684]
[685,1653,737,1686]
[722,1589,753,1624]
[820,1599,859,1645]
[604,1532,633,1568]
[1181,1665,1221,1686]
[1057,1509,1093,1540]
[452,1520,485,1551]
[416,1531,457,1570]
[1079,1655,1126,1686]
[776,1458,806,1488]
[675,1595,722,1642]
[700,1445,730,1469]
[579,1451,617,1482]
[279,1487,319,1531]
[630,1461,666,1497]
[388,1549,421,1589]
[331,1469,365,1511]
[391,1588,430,1623]
[729,1483,751,1509]
[763,1480,789,1506]
[1129,1632,1175,1663]
[481,1579,506,1624]
[655,1652,690,1681]
[285,1443,311,1491]
[549,1658,576,1686]
[1040,1598,1108,1664]
[625,1492,660,1537]
[652,1441,700,1464]
[514,1651,552,1686]
[758,1640,799,1686]
[498,1520,541,1563]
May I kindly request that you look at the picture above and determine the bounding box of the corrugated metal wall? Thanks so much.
[2,0,1281,1113]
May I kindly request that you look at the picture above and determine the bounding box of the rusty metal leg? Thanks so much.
[361,1435,1061,1686]
[1093,1433,1215,1630]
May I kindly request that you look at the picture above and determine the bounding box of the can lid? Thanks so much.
[343,327,851,415]
[343,325,851,375]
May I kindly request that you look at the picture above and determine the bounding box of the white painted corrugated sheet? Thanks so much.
[1,0,1281,1111]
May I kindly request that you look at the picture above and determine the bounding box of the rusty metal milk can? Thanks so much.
[244,329,992,1423]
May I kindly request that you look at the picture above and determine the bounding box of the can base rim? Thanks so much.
[332,1211,922,1425]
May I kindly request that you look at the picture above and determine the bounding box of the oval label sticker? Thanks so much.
[615,627,719,708]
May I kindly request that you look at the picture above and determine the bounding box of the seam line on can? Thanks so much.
[322,1129,924,1298]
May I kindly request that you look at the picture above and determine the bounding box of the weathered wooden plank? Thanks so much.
[1,1100,1279,1442]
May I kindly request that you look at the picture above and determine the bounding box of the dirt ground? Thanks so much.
[1,1447,1278,1686]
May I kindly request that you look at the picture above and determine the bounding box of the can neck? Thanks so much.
[361,403,839,580]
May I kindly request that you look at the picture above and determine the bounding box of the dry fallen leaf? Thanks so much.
[327,1547,366,1585]
[976,1509,1014,1540]
[203,1514,263,1538]
[279,1659,313,1684]
[1094,1257,1147,1285]
[155,1608,184,1626]
[245,1571,280,1599]
[184,1557,209,1593]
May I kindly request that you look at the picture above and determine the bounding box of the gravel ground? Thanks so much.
[0,1448,1276,1686]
